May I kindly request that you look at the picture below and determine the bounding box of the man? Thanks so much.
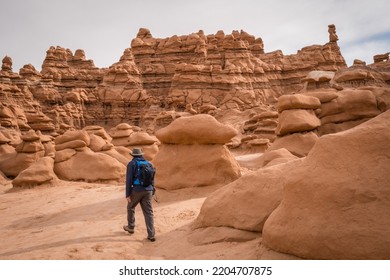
[123,147,156,242]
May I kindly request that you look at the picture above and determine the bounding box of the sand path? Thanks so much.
[0,180,270,260]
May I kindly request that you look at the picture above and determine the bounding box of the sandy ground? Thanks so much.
[0,167,298,260]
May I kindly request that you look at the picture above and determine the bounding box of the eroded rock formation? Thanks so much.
[263,110,390,259]
[53,129,126,182]
[193,158,302,232]
[0,130,44,178]
[0,24,389,190]
[153,114,241,189]
[0,25,348,134]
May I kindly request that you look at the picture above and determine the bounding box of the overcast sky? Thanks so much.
[1,0,389,71]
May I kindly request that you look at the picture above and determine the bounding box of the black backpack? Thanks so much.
[133,159,155,187]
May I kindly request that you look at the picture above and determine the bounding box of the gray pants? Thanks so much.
[127,190,155,239]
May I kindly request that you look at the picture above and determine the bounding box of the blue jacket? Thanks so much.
[125,156,155,197]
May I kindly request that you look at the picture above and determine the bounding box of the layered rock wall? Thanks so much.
[0,26,348,133]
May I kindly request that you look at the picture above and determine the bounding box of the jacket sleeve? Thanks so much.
[125,161,134,197]
[152,166,156,187]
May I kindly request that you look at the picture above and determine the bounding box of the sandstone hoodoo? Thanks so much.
[108,123,159,160]
[0,130,45,178]
[53,129,126,182]
[12,156,58,188]
[153,114,241,189]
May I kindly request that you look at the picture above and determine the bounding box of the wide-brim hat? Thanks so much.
[130,147,144,156]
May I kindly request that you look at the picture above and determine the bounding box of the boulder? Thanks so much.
[370,87,390,112]
[102,143,114,151]
[302,89,339,103]
[15,141,44,153]
[110,129,133,139]
[194,159,302,232]
[54,148,125,182]
[244,138,270,153]
[100,149,129,166]
[334,67,385,83]
[0,151,44,177]
[318,89,380,122]
[83,125,112,141]
[277,94,321,112]
[267,131,319,157]
[0,130,45,177]
[276,110,321,136]
[12,157,57,187]
[108,123,133,139]
[234,153,263,170]
[254,148,299,168]
[156,114,237,144]
[40,136,55,157]
[243,110,279,143]
[302,70,335,82]
[55,139,87,151]
[113,146,133,161]
[111,136,133,146]
[263,110,390,259]
[15,130,44,153]
[54,148,77,163]
[20,130,40,141]
[127,131,158,145]
[108,124,158,160]
[317,118,369,136]
[54,130,90,146]
[88,134,108,152]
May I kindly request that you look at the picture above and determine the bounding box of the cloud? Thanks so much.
[341,32,390,65]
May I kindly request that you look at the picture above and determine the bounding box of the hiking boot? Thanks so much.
[123,225,134,234]
[148,237,156,242]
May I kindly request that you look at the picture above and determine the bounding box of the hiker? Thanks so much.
[123,147,156,242]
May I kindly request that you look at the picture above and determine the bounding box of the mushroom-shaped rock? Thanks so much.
[155,114,238,144]
[302,70,335,83]
[153,114,240,189]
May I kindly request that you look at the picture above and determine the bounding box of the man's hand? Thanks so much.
[126,196,131,203]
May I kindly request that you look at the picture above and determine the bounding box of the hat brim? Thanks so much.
[130,152,144,156]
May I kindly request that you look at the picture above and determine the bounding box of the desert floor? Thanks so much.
[0,163,298,260]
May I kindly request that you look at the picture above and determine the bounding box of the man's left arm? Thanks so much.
[125,162,133,199]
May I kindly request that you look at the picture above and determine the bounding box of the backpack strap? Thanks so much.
[132,160,141,185]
